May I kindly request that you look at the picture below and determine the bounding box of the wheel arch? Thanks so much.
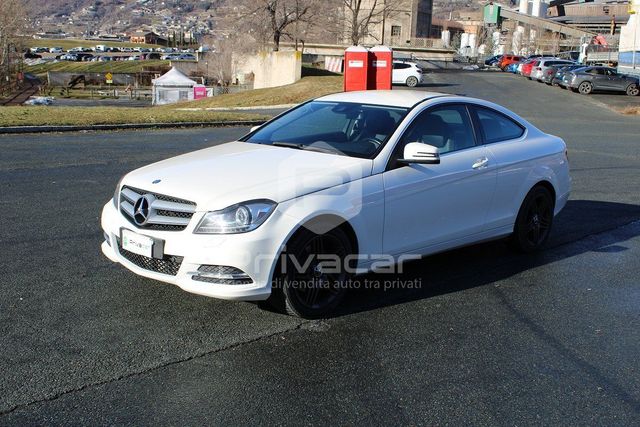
[287,214,360,257]
[533,180,556,204]
[266,212,361,285]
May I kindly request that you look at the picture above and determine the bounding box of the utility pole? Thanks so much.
[633,11,638,73]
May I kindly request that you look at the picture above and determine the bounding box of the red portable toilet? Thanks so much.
[368,45,393,90]
[343,46,369,92]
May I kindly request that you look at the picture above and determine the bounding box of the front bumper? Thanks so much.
[101,201,280,301]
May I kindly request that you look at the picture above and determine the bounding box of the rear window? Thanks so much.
[473,107,525,144]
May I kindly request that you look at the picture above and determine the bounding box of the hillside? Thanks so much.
[26,0,222,40]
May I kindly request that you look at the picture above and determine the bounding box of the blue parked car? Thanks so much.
[484,55,502,66]
[505,63,520,73]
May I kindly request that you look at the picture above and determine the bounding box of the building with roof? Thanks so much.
[130,31,168,46]
[349,0,434,46]
[547,0,630,35]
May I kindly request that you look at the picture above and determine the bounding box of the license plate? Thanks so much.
[121,229,154,258]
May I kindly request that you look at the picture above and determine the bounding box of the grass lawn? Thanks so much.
[620,106,640,115]
[0,106,266,127]
[23,38,161,50]
[178,74,344,109]
[24,60,171,77]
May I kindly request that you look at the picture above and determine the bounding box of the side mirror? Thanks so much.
[250,125,261,133]
[399,142,440,165]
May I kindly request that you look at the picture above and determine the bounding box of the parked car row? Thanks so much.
[53,52,169,62]
[487,54,640,96]
[30,46,197,54]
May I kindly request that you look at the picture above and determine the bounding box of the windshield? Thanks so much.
[243,101,409,159]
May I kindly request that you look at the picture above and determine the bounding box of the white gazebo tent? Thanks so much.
[152,67,197,105]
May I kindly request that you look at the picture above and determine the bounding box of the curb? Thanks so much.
[0,120,267,135]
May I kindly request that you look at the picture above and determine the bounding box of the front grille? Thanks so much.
[191,265,253,285]
[119,186,196,231]
[118,239,183,276]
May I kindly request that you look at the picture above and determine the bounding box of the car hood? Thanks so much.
[122,141,373,211]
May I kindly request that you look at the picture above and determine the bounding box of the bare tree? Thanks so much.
[341,0,408,46]
[202,35,256,86]
[0,0,26,85]
[226,0,318,51]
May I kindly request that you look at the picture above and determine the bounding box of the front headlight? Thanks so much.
[194,200,276,234]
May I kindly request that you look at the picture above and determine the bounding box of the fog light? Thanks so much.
[188,265,253,285]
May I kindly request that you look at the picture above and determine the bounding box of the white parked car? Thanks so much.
[531,58,575,81]
[101,91,571,318]
[392,61,424,87]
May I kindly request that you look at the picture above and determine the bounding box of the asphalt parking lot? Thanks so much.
[1,71,639,425]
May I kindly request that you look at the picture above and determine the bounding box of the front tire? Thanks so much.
[626,83,639,96]
[511,186,555,253]
[406,76,419,87]
[269,227,353,318]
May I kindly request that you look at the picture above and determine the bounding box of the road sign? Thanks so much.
[105,72,113,84]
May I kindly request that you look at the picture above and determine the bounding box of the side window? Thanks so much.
[400,105,476,155]
[473,107,525,144]
[393,63,410,70]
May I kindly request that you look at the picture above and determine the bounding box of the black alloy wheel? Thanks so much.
[270,228,352,318]
[511,186,555,253]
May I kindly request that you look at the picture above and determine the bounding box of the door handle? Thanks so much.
[472,157,489,169]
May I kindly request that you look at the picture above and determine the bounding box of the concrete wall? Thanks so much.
[236,51,302,89]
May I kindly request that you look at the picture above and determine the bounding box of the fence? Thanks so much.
[388,37,445,49]
[46,71,162,87]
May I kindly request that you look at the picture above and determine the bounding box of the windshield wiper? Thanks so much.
[270,141,340,155]
[270,141,305,150]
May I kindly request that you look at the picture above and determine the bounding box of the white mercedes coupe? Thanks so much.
[101,91,571,318]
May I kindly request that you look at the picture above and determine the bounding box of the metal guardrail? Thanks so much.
[388,37,445,49]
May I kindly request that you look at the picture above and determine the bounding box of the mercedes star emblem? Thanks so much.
[133,195,152,226]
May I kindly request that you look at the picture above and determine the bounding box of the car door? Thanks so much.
[588,68,608,89]
[604,68,625,90]
[468,105,529,231]
[382,104,498,256]
[392,63,409,84]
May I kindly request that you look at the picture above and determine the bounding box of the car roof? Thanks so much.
[316,91,449,108]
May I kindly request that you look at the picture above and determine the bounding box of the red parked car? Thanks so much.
[522,59,540,79]
[499,55,523,70]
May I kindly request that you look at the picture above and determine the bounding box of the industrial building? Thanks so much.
[547,0,630,35]
[355,0,434,46]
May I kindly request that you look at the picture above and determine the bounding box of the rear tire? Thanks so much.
[578,81,593,95]
[406,76,419,87]
[510,186,555,253]
[626,83,639,96]
[268,227,353,318]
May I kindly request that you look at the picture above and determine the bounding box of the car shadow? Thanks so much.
[334,199,640,317]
